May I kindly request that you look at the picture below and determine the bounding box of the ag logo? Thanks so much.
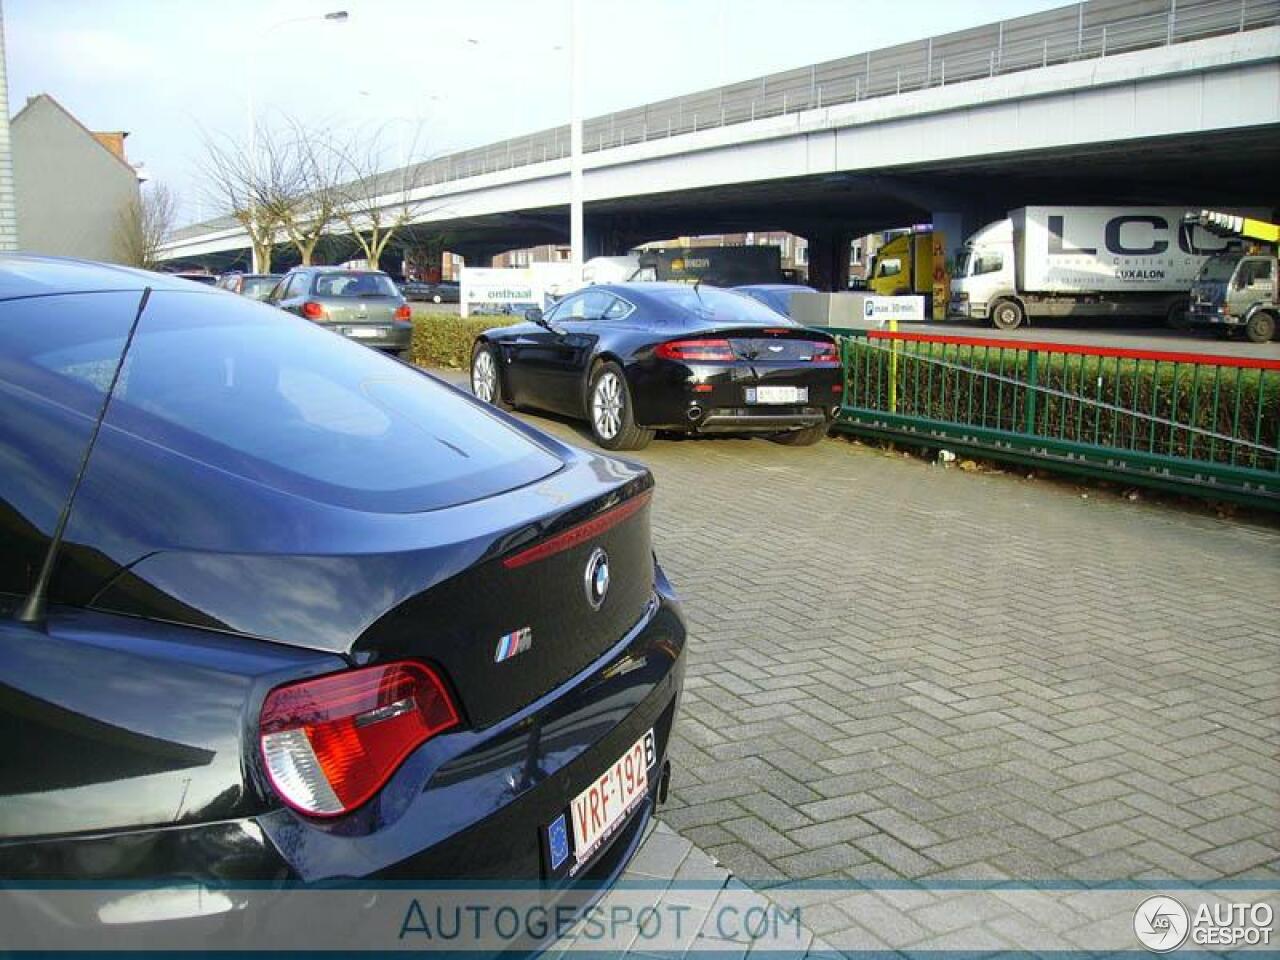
[1134,896,1190,952]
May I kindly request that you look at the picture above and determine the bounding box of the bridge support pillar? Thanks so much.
[585,215,647,258]
[804,230,852,292]
[930,212,967,272]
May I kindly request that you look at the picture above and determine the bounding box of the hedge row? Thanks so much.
[842,339,1280,472]
[407,312,516,369]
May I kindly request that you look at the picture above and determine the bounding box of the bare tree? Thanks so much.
[115,181,177,269]
[334,122,435,268]
[201,125,283,273]
[271,120,346,266]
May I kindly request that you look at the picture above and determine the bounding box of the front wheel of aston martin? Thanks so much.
[471,341,512,409]
[588,361,654,451]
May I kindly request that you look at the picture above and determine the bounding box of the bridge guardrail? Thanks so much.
[414,0,1280,183]
[829,328,1280,508]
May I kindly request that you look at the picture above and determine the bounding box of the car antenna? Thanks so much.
[16,287,152,625]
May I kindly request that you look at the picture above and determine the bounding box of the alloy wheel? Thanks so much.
[472,350,497,403]
[592,372,623,440]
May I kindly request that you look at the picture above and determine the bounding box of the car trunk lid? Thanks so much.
[671,326,836,364]
[726,328,834,364]
[87,451,656,732]
[354,482,655,728]
[320,295,401,332]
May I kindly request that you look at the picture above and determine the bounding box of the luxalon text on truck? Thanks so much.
[1185,210,1279,343]
[948,207,1239,331]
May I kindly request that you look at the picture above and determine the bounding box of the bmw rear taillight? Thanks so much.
[394,303,412,322]
[655,338,734,362]
[301,301,327,320]
[259,661,459,817]
[807,341,839,363]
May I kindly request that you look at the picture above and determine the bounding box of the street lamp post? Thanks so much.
[569,0,584,276]
[245,10,349,271]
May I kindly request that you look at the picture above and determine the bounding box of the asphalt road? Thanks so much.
[904,318,1280,360]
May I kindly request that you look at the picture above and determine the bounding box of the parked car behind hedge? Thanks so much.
[267,267,412,357]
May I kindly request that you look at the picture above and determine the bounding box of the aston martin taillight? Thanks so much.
[259,661,459,817]
[807,341,839,363]
[655,339,734,362]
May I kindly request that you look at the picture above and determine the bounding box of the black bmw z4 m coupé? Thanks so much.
[0,257,685,933]
[470,283,844,450]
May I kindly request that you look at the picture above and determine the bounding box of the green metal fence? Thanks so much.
[831,329,1280,508]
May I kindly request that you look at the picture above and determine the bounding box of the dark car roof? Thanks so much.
[290,267,390,275]
[733,283,817,293]
[0,255,224,301]
[588,282,709,306]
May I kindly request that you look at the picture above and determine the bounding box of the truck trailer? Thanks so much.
[948,206,1241,331]
[582,246,784,288]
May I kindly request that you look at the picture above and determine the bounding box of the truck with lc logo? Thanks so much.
[948,206,1244,331]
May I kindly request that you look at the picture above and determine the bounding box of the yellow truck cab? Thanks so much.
[868,230,934,300]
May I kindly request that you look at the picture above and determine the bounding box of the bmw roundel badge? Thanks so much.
[584,547,610,610]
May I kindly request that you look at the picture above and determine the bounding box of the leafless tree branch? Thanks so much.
[115,181,177,270]
[333,121,438,267]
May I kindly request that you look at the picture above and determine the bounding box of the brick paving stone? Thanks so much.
[787,815,877,849]
[854,834,939,878]
[722,817,802,859]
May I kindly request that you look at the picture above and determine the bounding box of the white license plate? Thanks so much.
[569,730,654,866]
[748,385,805,404]
[347,327,383,339]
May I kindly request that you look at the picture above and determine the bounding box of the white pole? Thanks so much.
[247,84,260,272]
[243,12,347,273]
[569,0,584,277]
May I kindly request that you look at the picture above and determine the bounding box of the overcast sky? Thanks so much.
[6,0,1065,225]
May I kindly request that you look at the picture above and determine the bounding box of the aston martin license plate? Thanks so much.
[747,385,806,404]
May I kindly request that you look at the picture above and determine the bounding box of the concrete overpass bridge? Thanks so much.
[160,0,1280,289]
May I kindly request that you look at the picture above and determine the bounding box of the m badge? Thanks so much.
[494,627,533,663]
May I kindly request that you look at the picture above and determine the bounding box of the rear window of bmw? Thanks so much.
[24,291,561,513]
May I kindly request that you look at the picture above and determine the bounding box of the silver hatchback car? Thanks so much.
[266,267,413,357]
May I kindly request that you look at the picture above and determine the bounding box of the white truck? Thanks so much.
[949,206,1240,330]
